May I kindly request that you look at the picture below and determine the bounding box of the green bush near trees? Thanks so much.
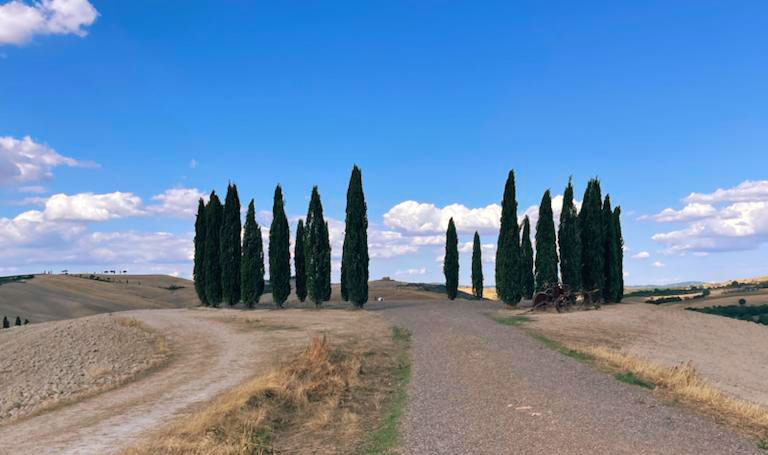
[688,304,768,326]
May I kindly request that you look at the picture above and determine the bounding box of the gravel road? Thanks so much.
[371,300,763,455]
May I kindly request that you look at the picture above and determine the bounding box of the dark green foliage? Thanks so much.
[613,206,624,302]
[520,217,534,299]
[534,190,559,291]
[739,298,747,305]
[204,191,224,307]
[305,186,331,307]
[558,177,581,291]
[646,296,683,304]
[14,316,21,326]
[471,231,483,299]
[688,304,768,326]
[614,371,655,389]
[0,275,34,286]
[241,200,265,307]
[626,288,702,298]
[23,319,29,325]
[220,183,242,306]
[602,195,621,303]
[579,178,604,299]
[443,218,459,300]
[495,170,522,305]
[2,317,8,329]
[341,165,370,307]
[268,185,291,308]
[193,198,208,306]
[294,219,307,302]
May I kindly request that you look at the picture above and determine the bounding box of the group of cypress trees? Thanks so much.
[193,166,369,309]
[493,171,624,306]
[1,316,28,328]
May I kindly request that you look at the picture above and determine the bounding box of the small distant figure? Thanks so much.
[14,316,21,326]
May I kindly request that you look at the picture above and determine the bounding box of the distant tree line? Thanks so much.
[445,171,624,304]
[193,166,369,309]
[1,316,29,329]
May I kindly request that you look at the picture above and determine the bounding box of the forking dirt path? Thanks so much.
[0,308,285,455]
[371,300,764,455]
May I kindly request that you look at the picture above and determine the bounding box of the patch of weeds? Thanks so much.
[758,435,768,450]
[614,371,656,389]
[364,327,411,454]
[488,313,532,326]
[530,333,595,364]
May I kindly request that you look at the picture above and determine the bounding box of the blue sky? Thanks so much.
[1,1,767,285]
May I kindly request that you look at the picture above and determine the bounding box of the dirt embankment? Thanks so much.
[0,314,168,423]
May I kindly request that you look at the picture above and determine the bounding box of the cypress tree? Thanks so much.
[520,216,534,299]
[205,191,224,307]
[23,319,29,325]
[471,231,483,299]
[269,185,291,308]
[613,206,624,302]
[193,198,208,306]
[579,179,604,299]
[602,195,619,303]
[444,217,459,300]
[305,186,331,308]
[535,190,559,291]
[341,165,369,307]
[241,200,265,307]
[220,183,242,306]
[495,170,522,305]
[558,177,581,291]
[295,219,307,302]
[2,317,8,329]
[14,316,21,326]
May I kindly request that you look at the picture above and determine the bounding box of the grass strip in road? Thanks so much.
[614,371,655,389]
[488,314,532,326]
[363,326,412,454]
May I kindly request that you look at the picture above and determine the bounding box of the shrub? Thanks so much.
[702,289,711,296]
[739,298,747,305]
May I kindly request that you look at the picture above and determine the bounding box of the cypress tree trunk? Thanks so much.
[444,218,459,300]
[534,190,559,291]
[558,177,581,291]
[220,183,242,306]
[613,206,624,302]
[471,231,483,299]
[342,165,369,307]
[193,198,208,306]
[495,170,522,305]
[241,200,265,307]
[305,186,331,308]
[294,219,307,302]
[204,191,224,307]
[269,185,291,308]
[579,179,605,300]
[520,216,534,299]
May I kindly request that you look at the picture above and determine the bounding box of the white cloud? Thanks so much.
[0,0,98,45]
[632,251,650,259]
[395,267,426,276]
[43,192,145,221]
[652,261,665,268]
[684,180,768,204]
[0,136,96,185]
[19,185,46,193]
[148,187,207,218]
[383,200,501,234]
[651,180,768,255]
[641,203,717,222]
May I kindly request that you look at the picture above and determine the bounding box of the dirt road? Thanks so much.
[0,308,280,455]
[371,300,763,454]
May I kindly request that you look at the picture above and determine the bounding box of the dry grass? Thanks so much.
[583,345,768,436]
[123,335,398,455]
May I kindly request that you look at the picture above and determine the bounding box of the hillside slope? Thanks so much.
[0,275,198,323]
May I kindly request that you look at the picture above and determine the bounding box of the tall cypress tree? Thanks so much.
[444,217,459,300]
[495,170,522,305]
[269,185,291,308]
[2,317,8,329]
[220,183,242,306]
[613,206,624,302]
[579,179,604,299]
[602,195,619,303]
[471,231,483,299]
[241,200,265,307]
[558,177,581,291]
[14,316,21,326]
[193,198,208,306]
[204,191,224,307]
[520,216,534,299]
[342,165,369,307]
[305,186,331,308]
[535,190,559,291]
[295,219,307,302]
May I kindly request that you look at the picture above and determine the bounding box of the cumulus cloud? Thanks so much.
[395,267,426,276]
[383,200,501,234]
[43,192,145,221]
[652,261,665,268]
[631,251,650,259]
[148,188,207,218]
[0,0,98,45]
[641,203,716,222]
[0,136,96,185]
[651,180,768,255]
